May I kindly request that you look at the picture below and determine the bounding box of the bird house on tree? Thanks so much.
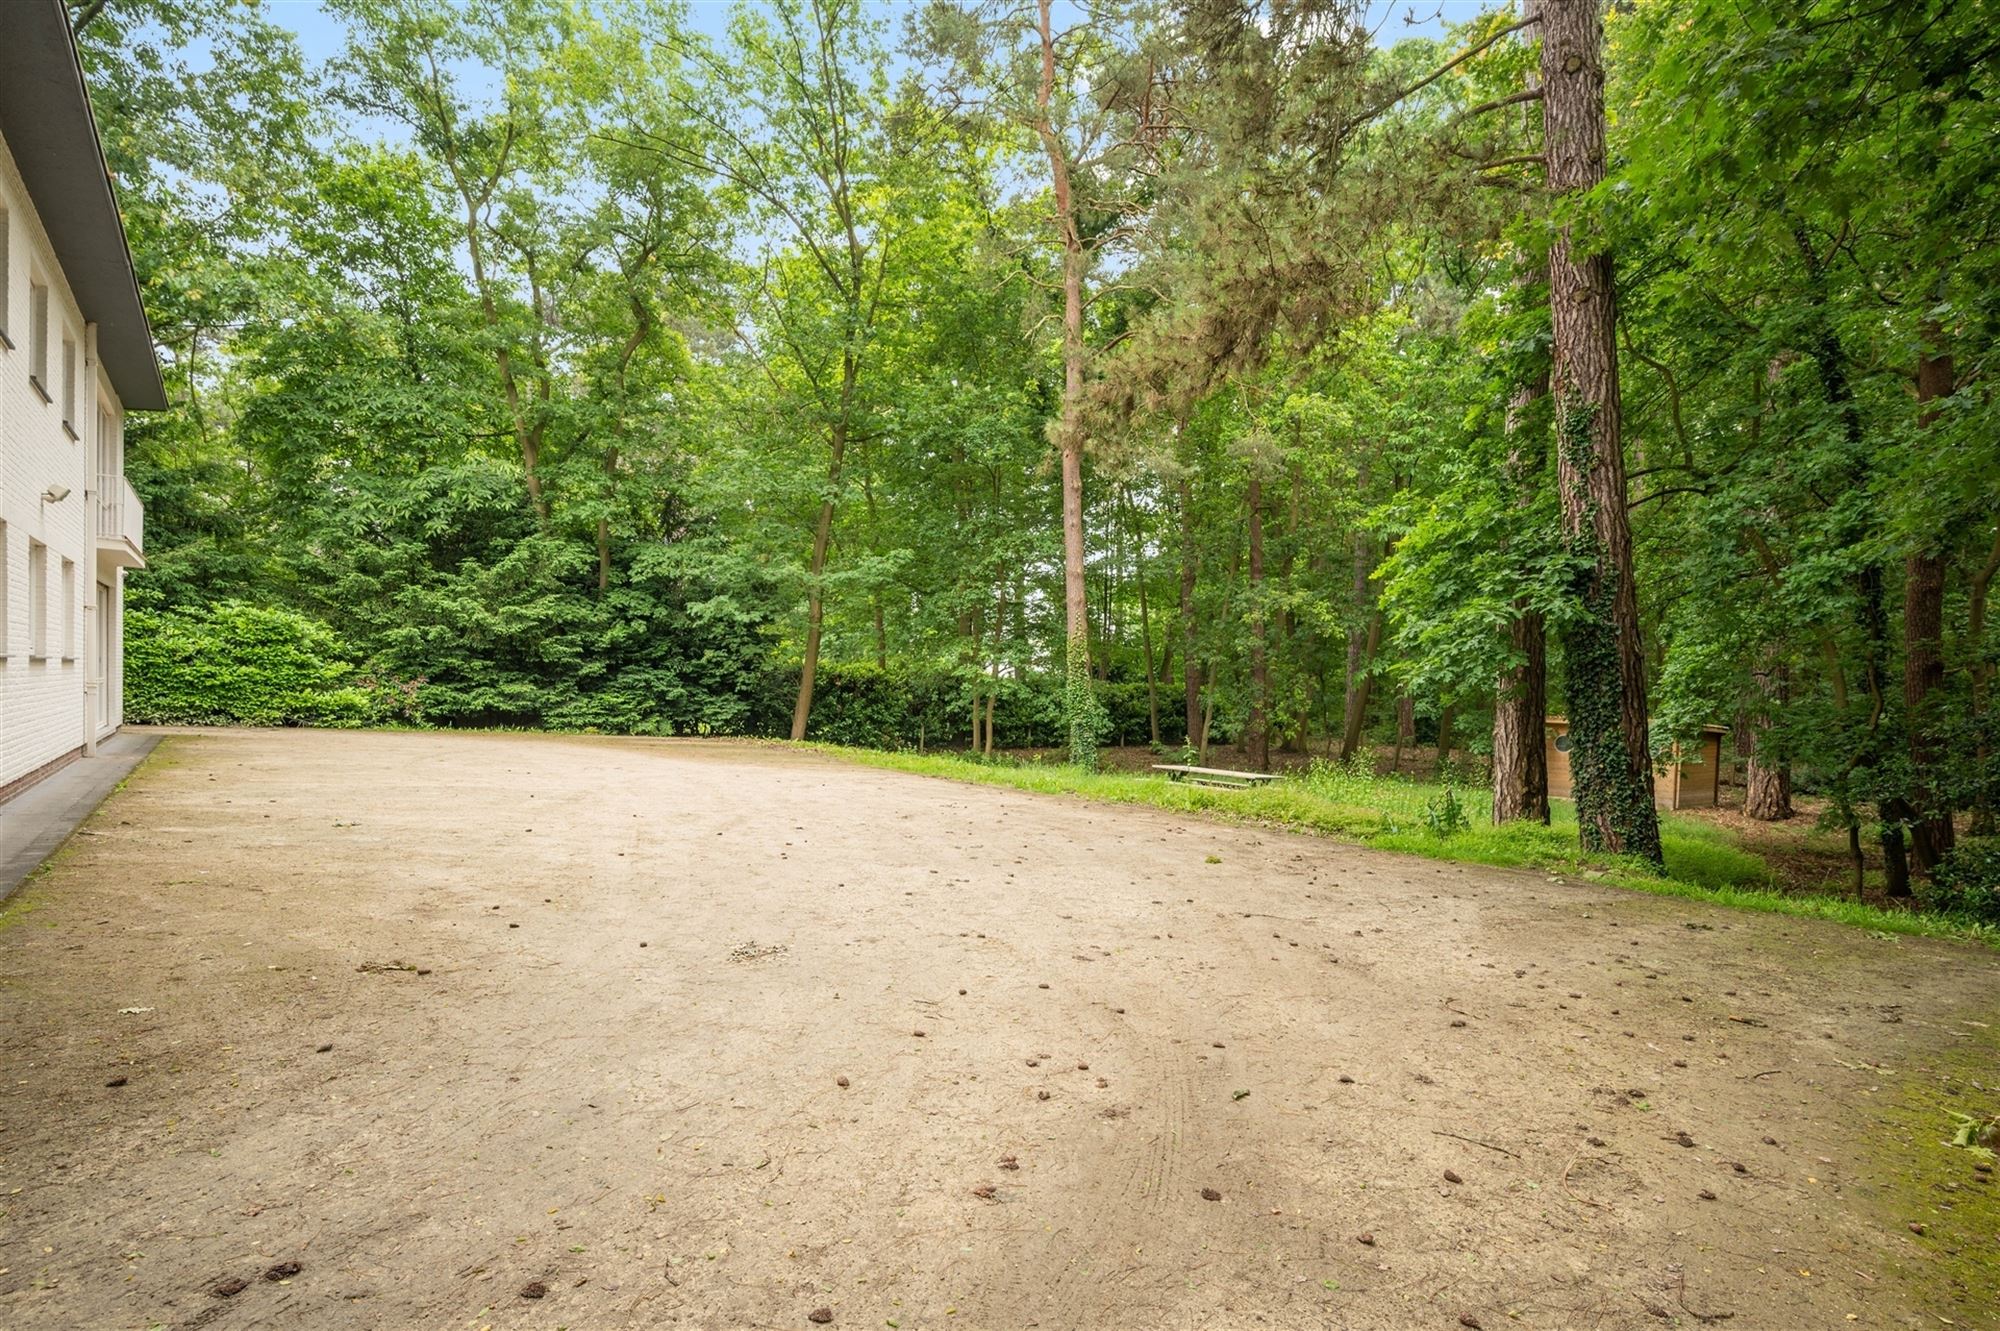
[1544,718,1730,811]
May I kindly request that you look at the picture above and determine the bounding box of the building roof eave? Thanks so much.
[0,1,167,412]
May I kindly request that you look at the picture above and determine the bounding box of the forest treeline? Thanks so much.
[79,0,1997,896]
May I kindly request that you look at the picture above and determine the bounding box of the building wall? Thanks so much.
[0,124,127,793]
[1544,719,1727,811]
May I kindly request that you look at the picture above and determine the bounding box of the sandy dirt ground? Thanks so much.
[1,729,1996,1331]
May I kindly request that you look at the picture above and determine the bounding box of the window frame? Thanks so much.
[28,278,49,402]
[60,558,76,661]
[61,336,77,438]
[0,523,10,658]
[0,204,12,349]
[27,539,48,660]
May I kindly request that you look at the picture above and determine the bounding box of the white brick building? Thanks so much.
[0,3,164,801]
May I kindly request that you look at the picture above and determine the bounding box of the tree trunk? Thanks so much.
[1179,478,1201,746]
[1340,606,1381,763]
[790,354,855,742]
[596,445,620,595]
[1247,467,1270,770]
[1968,527,2000,835]
[1542,0,1663,867]
[1882,821,1911,900]
[1793,223,1902,892]
[1282,457,1305,752]
[791,492,837,742]
[450,165,549,527]
[1137,522,1161,746]
[1341,464,1373,761]
[1865,561,1913,899]
[1743,658,1793,820]
[1198,663,1216,765]
[1492,610,1550,823]
[1744,747,1793,821]
[1492,352,1550,821]
[1392,694,1414,776]
[1038,0,1093,767]
[862,460,887,671]
[985,585,1006,756]
[969,605,985,750]
[1490,2,1549,825]
[1904,331,1953,873]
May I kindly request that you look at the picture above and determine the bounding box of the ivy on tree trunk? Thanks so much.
[1542,0,1663,869]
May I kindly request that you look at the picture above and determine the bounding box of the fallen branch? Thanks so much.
[1431,1130,1522,1159]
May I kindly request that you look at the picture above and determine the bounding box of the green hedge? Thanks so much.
[1921,838,2000,926]
[125,602,373,727]
[770,663,1192,750]
[124,595,1195,748]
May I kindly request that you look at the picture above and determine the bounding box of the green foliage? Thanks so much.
[777,663,962,749]
[125,603,371,727]
[775,665,1168,751]
[305,462,777,735]
[1922,840,2000,926]
[1422,786,1470,839]
[1553,401,1666,868]
[1064,650,1109,770]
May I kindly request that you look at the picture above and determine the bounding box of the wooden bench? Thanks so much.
[1152,763,1280,790]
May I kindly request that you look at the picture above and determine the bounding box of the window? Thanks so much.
[98,407,116,482]
[0,206,10,346]
[27,540,47,658]
[28,279,48,400]
[61,559,76,660]
[61,337,76,437]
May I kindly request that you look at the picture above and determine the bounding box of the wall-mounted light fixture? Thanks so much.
[41,485,70,503]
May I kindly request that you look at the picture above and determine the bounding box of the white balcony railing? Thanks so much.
[97,475,144,557]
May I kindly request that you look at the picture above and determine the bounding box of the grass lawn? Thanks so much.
[814,745,1997,948]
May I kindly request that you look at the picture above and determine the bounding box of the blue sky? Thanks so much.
[249,0,1471,166]
[261,0,1468,66]
[263,0,762,55]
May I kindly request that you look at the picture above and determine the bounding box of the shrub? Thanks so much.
[1921,838,2000,925]
[1422,787,1470,838]
[125,601,371,727]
